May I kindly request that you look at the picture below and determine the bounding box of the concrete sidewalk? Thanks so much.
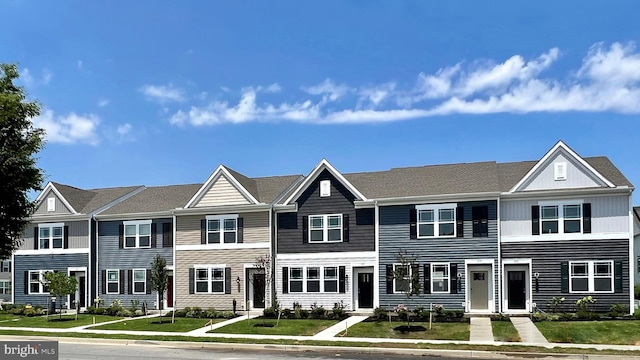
[187,312,260,335]
[312,315,368,339]
[469,317,494,343]
[509,316,549,344]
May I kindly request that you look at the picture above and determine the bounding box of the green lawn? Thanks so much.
[90,316,222,332]
[536,320,640,345]
[491,320,520,342]
[0,314,121,328]
[0,313,17,322]
[345,320,469,340]
[210,318,337,336]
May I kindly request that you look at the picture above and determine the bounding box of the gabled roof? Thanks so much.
[282,159,367,205]
[99,184,202,215]
[35,182,143,215]
[508,140,615,192]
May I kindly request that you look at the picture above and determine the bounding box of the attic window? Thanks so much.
[47,197,55,212]
[320,180,331,197]
[554,162,567,181]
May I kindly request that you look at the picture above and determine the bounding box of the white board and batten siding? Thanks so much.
[34,190,73,215]
[501,194,629,237]
[194,175,251,207]
[517,152,607,191]
[276,253,376,311]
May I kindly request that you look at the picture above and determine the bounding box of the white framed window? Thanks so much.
[194,266,225,294]
[0,280,10,295]
[569,260,614,293]
[38,223,64,249]
[29,270,51,294]
[289,267,303,293]
[47,197,56,212]
[539,201,584,234]
[431,263,450,293]
[106,269,119,294]
[133,269,146,294]
[124,220,151,248]
[206,215,238,244]
[307,267,320,292]
[309,214,342,242]
[416,204,457,238]
[393,264,411,294]
[0,261,10,273]
[324,267,338,293]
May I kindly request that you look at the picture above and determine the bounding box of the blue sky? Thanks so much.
[2,1,640,202]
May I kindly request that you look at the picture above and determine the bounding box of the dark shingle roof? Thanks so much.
[99,184,202,215]
[634,206,640,222]
[253,175,303,203]
[52,182,142,213]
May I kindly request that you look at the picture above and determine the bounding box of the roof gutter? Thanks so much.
[500,186,633,200]
[94,210,175,221]
[173,203,272,215]
[355,191,502,208]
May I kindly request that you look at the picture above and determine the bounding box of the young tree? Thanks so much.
[150,254,168,322]
[390,250,421,328]
[0,63,45,259]
[43,271,78,321]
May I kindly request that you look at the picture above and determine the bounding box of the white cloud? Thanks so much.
[97,98,109,107]
[117,123,132,136]
[20,68,34,87]
[168,42,640,126]
[138,84,185,103]
[265,83,282,93]
[33,110,100,145]
[19,68,53,87]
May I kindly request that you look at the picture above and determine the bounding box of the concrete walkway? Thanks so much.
[469,317,494,343]
[510,316,549,344]
[312,315,368,339]
[187,312,260,335]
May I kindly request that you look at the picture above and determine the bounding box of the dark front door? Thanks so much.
[253,273,265,309]
[508,271,526,310]
[167,275,174,307]
[357,273,374,309]
[69,271,77,308]
[79,276,86,307]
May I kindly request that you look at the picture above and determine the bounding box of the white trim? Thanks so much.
[277,251,376,260]
[67,266,87,310]
[47,197,56,212]
[204,214,239,244]
[356,193,501,208]
[430,262,451,294]
[172,214,177,310]
[36,223,65,250]
[308,213,343,243]
[193,265,226,294]
[509,140,615,193]
[283,159,367,205]
[122,220,152,249]
[496,197,502,313]
[568,260,614,294]
[175,204,271,215]
[501,187,632,200]
[35,182,78,214]
[501,260,532,314]
[538,199,584,206]
[176,242,270,251]
[501,233,630,243]
[106,269,120,295]
[194,263,226,268]
[28,270,52,295]
[132,268,147,294]
[14,248,90,255]
[415,203,458,238]
[185,165,260,208]
[67,266,86,272]
[464,260,495,313]
[630,196,635,313]
[392,263,412,294]
[374,201,380,309]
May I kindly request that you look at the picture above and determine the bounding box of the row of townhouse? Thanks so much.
[3,141,637,314]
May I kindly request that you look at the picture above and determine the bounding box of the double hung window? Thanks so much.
[39,224,64,249]
[569,260,613,293]
[124,220,151,248]
[195,267,225,293]
[308,214,342,242]
[431,263,450,293]
[416,204,457,238]
[106,270,119,294]
[29,270,51,294]
[206,215,238,244]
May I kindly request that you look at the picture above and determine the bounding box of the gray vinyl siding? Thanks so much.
[520,152,604,191]
[378,201,499,311]
[13,253,89,306]
[34,190,72,215]
[277,170,375,254]
[501,194,629,237]
[19,220,90,250]
[97,219,173,307]
[502,239,630,311]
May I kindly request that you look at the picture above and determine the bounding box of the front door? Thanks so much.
[357,273,374,309]
[252,273,265,309]
[470,271,488,310]
[507,271,526,310]
[78,275,86,307]
[69,271,86,309]
[167,275,174,308]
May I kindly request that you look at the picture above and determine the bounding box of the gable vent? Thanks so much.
[320,180,331,197]
[554,162,567,181]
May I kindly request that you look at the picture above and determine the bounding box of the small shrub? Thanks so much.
[491,312,510,321]
[546,296,565,313]
[634,308,640,320]
[134,309,144,317]
[263,306,277,319]
[635,285,640,300]
[310,303,326,319]
[531,311,559,322]
[174,309,187,317]
[116,309,132,317]
[204,308,219,319]
[373,307,387,321]
[608,303,630,318]
[11,307,24,316]
[93,308,105,315]
[294,307,308,319]
[23,308,37,317]
[220,311,235,319]
[85,306,96,314]
[281,308,292,319]
[332,303,345,319]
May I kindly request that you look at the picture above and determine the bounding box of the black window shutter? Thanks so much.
[118,224,124,248]
[63,226,69,248]
[225,267,232,294]
[386,264,393,294]
[531,206,540,235]
[200,219,206,244]
[343,214,349,242]
[282,267,289,294]
[151,223,157,248]
[409,206,417,239]
[411,264,419,292]
[188,268,195,294]
[456,207,464,238]
[127,270,133,294]
[423,264,431,294]
[450,263,458,294]
[614,260,623,293]
[339,266,346,293]
[24,271,29,294]
[162,223,173,248]
[302,216,308,244]
[560,262,569,293]
[34,227,39,250]
[237,218,244,243]
[146,269,152,294]
[101,270,106,294]
[583,203,591,234]
[119,270,125,294]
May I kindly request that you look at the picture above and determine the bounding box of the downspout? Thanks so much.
[269,205,274,310]
[172,210,177,311]
[629,192,634,315]
[374,200,380,310]
[497,197,502,314]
